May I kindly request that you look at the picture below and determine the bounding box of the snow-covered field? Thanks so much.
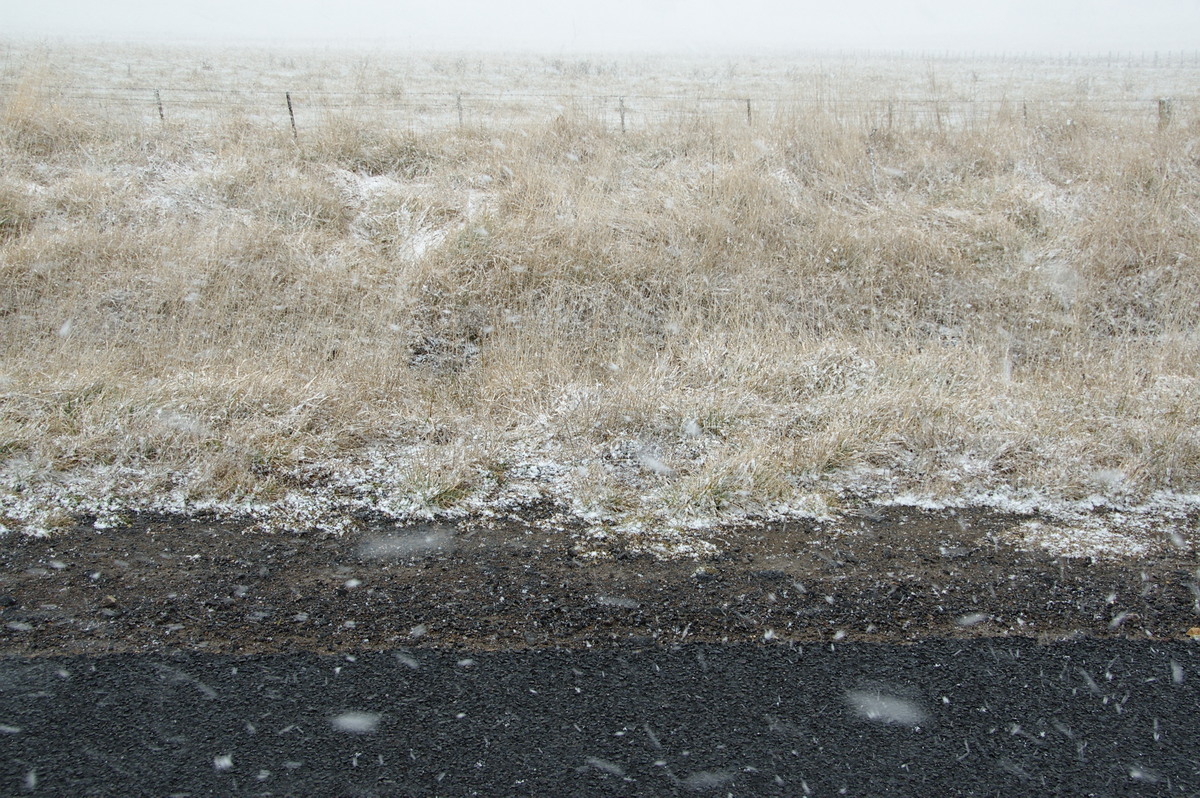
[2,42,1199,557]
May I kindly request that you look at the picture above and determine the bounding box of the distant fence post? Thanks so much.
[155,89,164,123]
[456,93,463,128]
[619,97,626,133]
[286,92,298,141]
[745,98,752,126]
[1158,97,1173,130]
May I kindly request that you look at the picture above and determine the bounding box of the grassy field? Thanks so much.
[2,42,1199,546]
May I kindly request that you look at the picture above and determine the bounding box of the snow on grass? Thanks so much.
[2,440,1196,561]
[3,46,1199,560]
[885,485,1200,559]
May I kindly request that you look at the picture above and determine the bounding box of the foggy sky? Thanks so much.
[6,0,1200,53]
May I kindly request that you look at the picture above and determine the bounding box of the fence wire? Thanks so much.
[4,81,1196,133]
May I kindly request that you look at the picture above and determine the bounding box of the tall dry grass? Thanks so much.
[1,46,1199,532]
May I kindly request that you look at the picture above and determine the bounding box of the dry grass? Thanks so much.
[1,43,1199,533]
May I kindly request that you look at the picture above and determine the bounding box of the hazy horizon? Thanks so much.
[6,1,1200,55]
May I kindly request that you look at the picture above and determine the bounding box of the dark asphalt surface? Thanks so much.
[2,638,1198,796]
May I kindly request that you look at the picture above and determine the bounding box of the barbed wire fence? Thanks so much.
[3,81,1196,135]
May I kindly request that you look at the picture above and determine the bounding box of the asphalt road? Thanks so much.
[2,638,1197,797]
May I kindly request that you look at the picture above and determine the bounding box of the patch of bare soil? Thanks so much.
[1,505,1197,657]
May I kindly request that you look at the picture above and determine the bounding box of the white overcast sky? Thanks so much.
[6,1,1199,53]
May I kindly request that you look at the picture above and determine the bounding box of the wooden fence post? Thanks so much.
[619,97,626,133]
[286,92,297,141]
[1158,98,1173,130]
[456,93,463,128]
[745,98,752,126]
[155,89,164,123]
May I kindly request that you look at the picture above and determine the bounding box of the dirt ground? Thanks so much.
[1,504,1198,657]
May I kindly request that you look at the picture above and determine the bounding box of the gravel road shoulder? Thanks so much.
[1,505,1197,657]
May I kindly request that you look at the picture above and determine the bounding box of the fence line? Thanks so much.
[3,81,1195,133]
[13,82,1200,104]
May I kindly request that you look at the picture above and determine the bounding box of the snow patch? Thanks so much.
[1006,519,1150,559]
